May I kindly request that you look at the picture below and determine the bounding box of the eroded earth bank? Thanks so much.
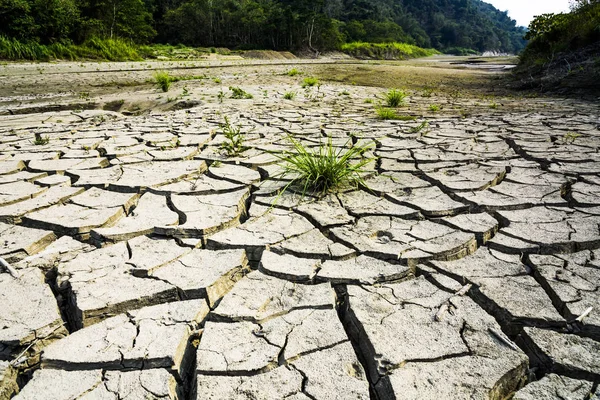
[0,58,599,399]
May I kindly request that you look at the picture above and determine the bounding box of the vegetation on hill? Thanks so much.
[0,0,527,61]
[515,0,600,92]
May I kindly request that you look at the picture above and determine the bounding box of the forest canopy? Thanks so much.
[0,0,527,54]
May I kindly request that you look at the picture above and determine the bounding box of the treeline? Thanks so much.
[0,0,527,54]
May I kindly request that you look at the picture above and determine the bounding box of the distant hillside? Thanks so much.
[0,0,527,58]
[514,0,600,93]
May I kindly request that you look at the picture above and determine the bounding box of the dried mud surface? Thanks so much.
[0,57,599,400]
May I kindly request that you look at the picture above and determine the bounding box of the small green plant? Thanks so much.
[429,104,440,112]
[385,89,407,107]
[154,71,172,92]
[364,98,374,104]
[274,136,375,197]
[287,68,300,76]
[220,117,246,156]
[229,86,253,99]
[213,77,221,84]
[33,133,49,145]
[217,90,225,103]
[340,90,350,96]
[284,91,297,100]
[563,131,581,144]
[410,121,430,134]
[182,87,189,96]
[301,77,319,88]
[489,102,498,109]
[375,107,416,121]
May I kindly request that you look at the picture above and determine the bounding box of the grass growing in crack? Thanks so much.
[273,136,375,197]
[410,121,430,134]
[375,107,416,121]
[287,68,301,76]
[429,104,440,112]
[283,91,297,100]
[385,89,407,107]
[563,131,581,144]
[33,133,49,145]
[301,77,319,88]
[229,86,253,99]
[154,71,172,92]
[220,117,246,156]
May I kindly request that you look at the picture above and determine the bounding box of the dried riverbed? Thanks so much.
[0,57,599,399]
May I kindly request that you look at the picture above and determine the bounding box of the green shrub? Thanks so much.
[274,136,374,196]
[385,89,407,107]
[287,68,300,76]
[154,71,172,92]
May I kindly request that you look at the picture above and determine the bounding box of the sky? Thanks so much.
[484,0,571,27]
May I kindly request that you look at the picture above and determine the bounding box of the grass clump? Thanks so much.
[154,71,172,92]
[274,136,374,197]
[229,86,253,99]
[287,68,301,76]
[33,133,49,145]
[375,107,416,121]
[341,41,440,60]
[283,91,297,100]
[220,117,246,156]
[410,121,430,134]
[429,104,440,112]
[385,89,407,107]
[301,77,319,88]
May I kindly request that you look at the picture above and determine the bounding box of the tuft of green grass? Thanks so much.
[287,68,301,76]
[410,121,430,134]
[154,71,172,92]
[229,86,253,99]
[274,136,374,197]
[429,104,440,112]
[563,131,581,144]
[385,89,407,107]
[220,117,246,156]
[489,102,498,109]
[33,133,49,145]
[283,91,297,100]
[301,77,319,88]
[375,107,417,121]
[341,41,440,60]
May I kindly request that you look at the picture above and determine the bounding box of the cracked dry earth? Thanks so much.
[0,61,600,400]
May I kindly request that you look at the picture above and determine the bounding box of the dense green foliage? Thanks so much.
[0,0,528,60]
[515,0,600,91]
[519,0,600,67]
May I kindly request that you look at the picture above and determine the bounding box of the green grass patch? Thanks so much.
[375,107,416,120]
[154,71,172,92]
[287,68,301,76]
[341,41,440,60]
[385,89,407,107]
[301,77,320,88]
[274,136,374,197]
[283,91,297,100]
[229,86,253,99]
